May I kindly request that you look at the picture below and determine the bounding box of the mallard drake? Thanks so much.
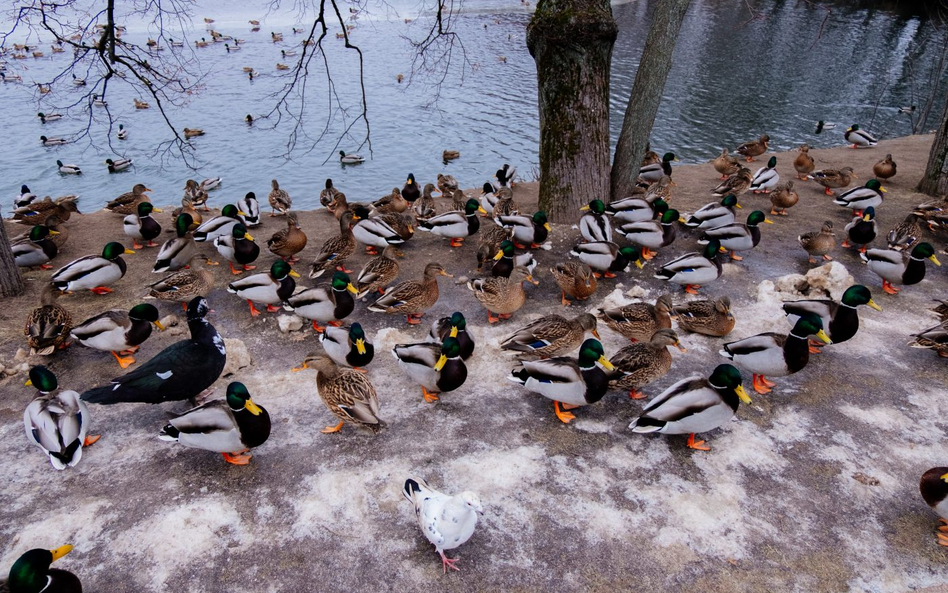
[429,312,475,360]
[294,352,384,432]
[617,208,682,260]
[56,160,81,174]
[842,207,876,252]
[394,336,468,402]
[655,239,723,294]
[123,201,163,249]
[116,124,128,140]
[215,224,260,274]
[496,163,517,187]
[861,242,940,294]
[351,206,405,255]
[476,224,513,272]
[319,323,375,369]
[372,187,408,214]
[491,191,519,218]
[71,304,164,368]
[267,213,307,262]
[721,313,829,394]
[228,260,300,316]
[909,321,948,357]
[105,157,132,172]
[51,242,133,294]
[833,179,885,215]
[698,210,773,261]
[412,183,439,219]
[310,211,357,278]
[609,329,685,399]
[793,144,815,180]
[268,179,292,216]
[639,152,677,184]
[568,242,643,278]
[418,199,486,247]
[13,225,59,269]
[288,272,359,331]
[749,156,779,193]
[25,285,72,355]
[15,184,37,209]
[490,240,537,278]
[106,183,152,215]
[598,294,673,342]
[550,261,597,305]
[630,364,750,451]
[920,467,948,546]
[736,134,769,162]
[468,266,537,323]
[402,173,421,202]
[369,262,450,324]
[236,192,261,228]
[478,182,501,216]
[509,338,614,423]
[147,255,215,305]
[194,204,244,242]
[606,196,668,224]
[501,312,599,359]
[873,154,897,180]
[153,214,196,273]
[159,381,270,464]
[685,195,740,229]
[845,124,877,148]
[320,178,341,208]
[200,177,222,192]
[799,221,836,263]
[437,173,459,195]
[673,296,735,337]
[339,150,365,164]
[808,167,855,196]
[713,147,741,180]
[23,365,99,468]
[782,285,881,352]
[82,297,226,405]
[887,213,924,251]
[496,210,551,248]
[768,181,799,216]
[0,546,81,591]
[355,245,400,297]
[712,167,753,197]
[41,135,69,146]
[578,199,612,242]
[37,112,64,123]
[183,127,205,138]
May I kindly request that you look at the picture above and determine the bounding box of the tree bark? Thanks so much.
[610,0,691,200]
[527,0,618,222]
[0,222,24,297]
[918,93,948,197]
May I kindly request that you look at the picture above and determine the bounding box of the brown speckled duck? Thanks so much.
[712,148,741,180]
[106,183,152,215]
[267,212,307,263]
[799,221,836,263]
[368,262,450,324]
[599,294,674,342]
[673,296,735,337]
[310,211,356,278]
[873,154,897,180]
[736,134,769,162]
[550,261,597,306]
[467,266,537,323]
[295,352,385,434]
[500,312,599,359]
[608,329,685,399]
[793,145,815,180]
[769,181,799,216]
[808,167,855,196]
[25,285,72,355]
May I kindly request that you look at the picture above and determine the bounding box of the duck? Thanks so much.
[116,124,128,140]
[509,338,614,423]
[496,163,517,187]
[491,189,519,219]
[134,98,150,109]
[37,111,63,123]
[319,323,375,369]
[833,179,885,215]
[71,304,164,368]
[809,167,856,196]
[159,381,270,465]
[490,240,537,278]
[437,173,459,195]
[617,208,682,260]
[919,467,948,546]
[467,266,537,323]
[106,183,152,215]
[105,157,133,173]
[147,256,215,306]
[443,150,461,161]
[123,201,163,249]
[429,312,475,360]
[749,156,779,193]
[339,150,365,164]
[843,207,877,252]
[351,206,405,255]
[92,94,107,107]
[391,175,416,206]
[550,261,597,305]
[713,147,741,180]
[25,286,72,355]
[51,242,133,294]
[629,364,750,451]
[310,211,357,278]
[798,221,836,264]
[56,160,81,174]
[578,199,612,242]
[267,212,308,262]
[568,242,643,278]
[768,181,799,216]
[720,313,829,394]
[294,352,384,432]
[41,135,68,146]
[873,154,897,180]
[412,183,440,220]
[13,195,80,227]
[183,127,205,138]
[287,272,358,332]
[685,195,740,229]
[673,296,735,337]
[478,182,501,216]
[226,43,240,52]
[736,134,769,162]
[712,167,752,197]
[268,179,292,216]
[449,188,469,212]
[909,321,948,358]
[861,242,940,295]
[394,337,468,402]
[372,187,408,215]
[598,294,674,342]
[698,210,772,261]
[327,192,367,221]
[815,120,837,133]
[476,224,513,272]
[501,312,599,359]
[793,144,815,180]
[13,225,59,269]
[418,198,486,247]
[320,178,341,208]
[228,260,299,316]
[183,179,209,210]
[639,152,677,184]
[644,175,675,203]
[782,285,881,350]
[369,262,450,324]
[23,366,98,469]
[887,212,924,252]
[355,245,400,297]
[153,213,196,273]
[496,210,551,248]
[609,329,685,399]
[200,177,222,192]
[845,124,877,148]
[606,196,668,224]
[16,215,69,251]
[655,239,723,294]
[377,212,415,242]
[15,184,37,209]
[215,224,260,275]
[237,192,261,227]
[194,204,244,242]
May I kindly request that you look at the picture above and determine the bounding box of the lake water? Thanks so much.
[1,0,945,211]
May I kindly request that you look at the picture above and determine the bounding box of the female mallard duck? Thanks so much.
[124,201,163,249]
[184,179,209,211]
[13,225,59,269]
[153,213,196,273]
[267,213,308,262]
[370,262,451,324]
[288,272,359,331]
[320,178,341,208]
[501,312,599,359]
[598,294,674,342]
[768,181,799,216]
[496,210,551,248]
[71,304,164,368]
[887,213,923,251]
[81,296,226,405]
[268,179,292,216]
[639,152,677,184]
[25,286,72,355]
[183,127,205,139]
[873,154,897,180]
[833,179,885,215]
[721,313,830,394]
[479,182,500,216]
[919,468,948,546]
[319,323,375,369]
[673,296,735,337]
[378,212,415,242]
[845,124,877,148]
[568,242,643,278]
[294,352,384,432]
[782,285,881,351]
[645,176,675,203]
[134,98,150,108]
[861,242,940,295]
[606,196,668,224]
[15,184,37,209]
[172,197,203,230]
[909,321,948,358]
[793,144,815,180]
[476,224,512,271]
[214,224,260,274]
[327,191,366,220]
[372,187,408,214]
[1,546,82,592]
[712,167,753,197]
[194,204,244,242]
[105,158,133,173]
[14,195,80,227]
[713,147,741,180]
[492,190,519,218]
[402,173,420,202]
[496,163,517,187]
[550,261,597,305]
[685,195,740,229]
[808,167,855,196]
[617,208,682,260]
[579,199,612,242]
[228,260,299,316]
[412,183,439,219]
[509,338,614,423]
[339,150,365,164]
[159,381,270,464]
[429,312,475,360]
[23,365,99,468]
[418,198,486,247]
[437,173,459,195]
[351,206,405,255]
[394,336,468,403]
[491,240,537,278]
[749,156,779,193]
[450,188,468,212]
[798,221,835,263]
[310,211,357,278]
[52,241,133,294]
[467,266,537,323]
[356,245,400,297]
[736,134,769,162]
[629,364,750,451]
[843,207,876,252]
[147,256,215,306]
[55,160,80,174]
[609,329,685,399]
[654,239,723,294]
[698,210,773,261]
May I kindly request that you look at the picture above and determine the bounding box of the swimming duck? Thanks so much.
[183,127,205,139]
[712,167,752,197]
[749,156,779,193]
[606,196,669,224]
[147,257,215,306]
[81,296,226,405]
[372,187,408,215]
[0,546,82,592]
[550,261,597,305]
[394,336,468,403]
[490,240,537,278]
[909,321,948,358]
[117,124,128,140]
[71,304,164,368]
[310,211,357,278]
[418,198,486,247]
[351,206,405,255]
[920,467,948,546]
[106,183,152,215]
[13,225,59,269]
[496,210,551,248]
[873,154,897,180]
[23,366,98,469]
[134,98,150,108]
[237,192,261,227]
[629,364,750,450]
[736,134,769,162]
[153,214,196,273]
[685,195,740,229]
[200,177,222,192]
[639,152,677,184]
[228,260,299,316]
[41,135,69,146]
[617,208,682,259]
[24,286,72,355]
[51,241,133,294]
[369,262,450,324]
[793,144,815,180]
[845,124,877,148]
[401,173,420,202]
[768,181,799,216]
[15,184,37,209]
[429,312,475,360]
[568,242,643,278]
[579,199,612,242]
[887,213,924,251]
[798,221,836,263]
[159,381,271,464]
[319,323,375,369]
[468,266,537,323]
[339,150,365,164]
[833,179,885,215]
[294,352,384,432]
[56,160,81,174]
[654,239,723,294]
[214,224,260,274]
[123,201,162,249]
[267,212,308,262]
[320,179,341,208]
[509,338,614,423]
[861,242,940,295]
[809,167,855,196]
[609,329,685,399]
[698,210,773,261]
[782,285,881,351]
[37,112,63,123]
[412,183,439,219]
[842,207,877,252]
[713,147,741,180]
[194,204,244,242]
[268,179,292,216]
[598,294,674,342]
[501,312,599,359]
[673,296,735,337]
[496,163,517,187]
[105,157,132,172]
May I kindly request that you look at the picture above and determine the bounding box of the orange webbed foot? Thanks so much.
[111,351,136,368]
[554,401,576,423]
[222,452,252,465]
[83,435,101,447]
[687,433,710,451]
[321,421,344,434]
[422,387,439,403]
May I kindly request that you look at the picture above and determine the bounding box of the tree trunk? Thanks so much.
[527,0,617,222]
[0,222,24,297]
[918,93,948,197]
[610,0,691,200]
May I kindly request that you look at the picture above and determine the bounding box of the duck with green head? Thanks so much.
[123,201,162,249]
[569,242,644,278]
[227,260,300,317]
[51,241,134,294]
[617,208,683,260]
[288,271,359,332]
[639,152,677,184]
[214,223,260,275]
[194,203,245,243]
[319,322,375,370]
[394,336,468,402]
[655,239,722,294]
[698,210,773,261]
[1,545,80,592]
[685,194,741,229]
[70,303,164,368]
[782,285,881,353]
[418,198,487,247]
[579,199,611,242]
[154,213,196,273]
[495,210,551,248]
[749,156,779,193]
[24,365,99,469]
[429,312,475,360]
[861,242,941,295]
[833,179,885,216]
[13,225,59,269]
[845,123,878,148]
[606,196,668,224]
